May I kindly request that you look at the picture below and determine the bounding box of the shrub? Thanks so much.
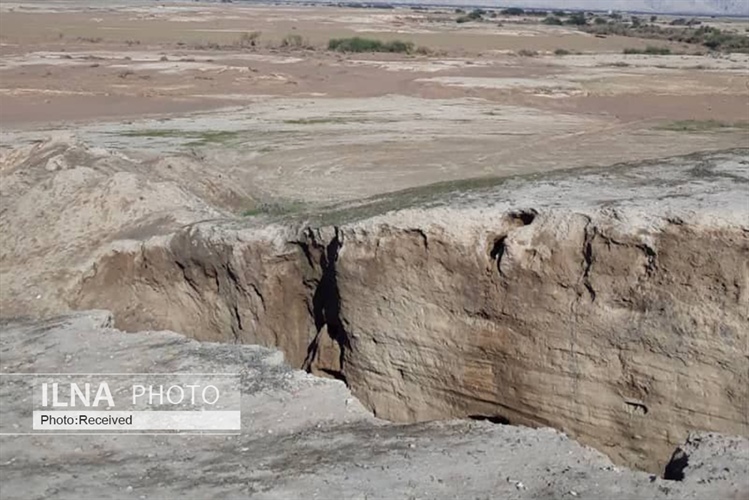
[501,7,525,16]
[554,48,571,55]
[623,46,671,55]
[328,37,414,53]
[645,45,671,55]
[584,22,749,53]
[237,31,260,48]
[383,40,413,53]
[594,17,608,25]
[542,16,563,25]
[655,119,749,132]
[517,49,538,57]
[329,37,377,52]
[467,8,485,20]
[566,12,588,26]
[281,34,305,48]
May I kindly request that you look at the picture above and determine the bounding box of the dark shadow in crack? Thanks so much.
[303,230,350,385]
[663,448,688,481]
[468,414,511,425]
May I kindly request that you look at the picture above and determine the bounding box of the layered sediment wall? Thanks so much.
[74,152,749,472]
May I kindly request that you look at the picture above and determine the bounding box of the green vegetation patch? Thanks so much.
[456,8,485,23]
[236,148,749,226]
[119,129,242,146]
[283,116,397,125]
[241,200,309,218]
[654,120,749,133]
[501,7,525,16]
[328,37,414,53]
[623,46,672,55]
[283,118,346,125]
[585,23,749,53]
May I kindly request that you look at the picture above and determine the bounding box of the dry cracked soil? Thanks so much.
[0,1,748,499]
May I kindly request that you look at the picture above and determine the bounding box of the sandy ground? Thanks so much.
[0,3,746,209]
[0,1,747,126]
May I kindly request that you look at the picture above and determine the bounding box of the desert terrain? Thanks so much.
[0,1,748,498]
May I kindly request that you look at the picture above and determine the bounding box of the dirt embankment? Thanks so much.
[0,135,256,317]
[72,150,749,474]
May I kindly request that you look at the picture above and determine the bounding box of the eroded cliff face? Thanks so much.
[327,215,748,472]
[75,226,324,368]
[69,150,749,473]
[74,207,749,473]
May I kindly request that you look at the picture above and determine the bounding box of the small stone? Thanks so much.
[126,486,133,492]
[44,155,66,172]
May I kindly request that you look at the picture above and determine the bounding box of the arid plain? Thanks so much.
[1,2,748,499]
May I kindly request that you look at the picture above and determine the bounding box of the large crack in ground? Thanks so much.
[27,149,739,479]
[71,204,749,476]
[302,228,349,383]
